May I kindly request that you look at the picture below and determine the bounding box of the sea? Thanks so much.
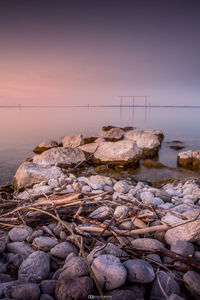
[0,106,200,185]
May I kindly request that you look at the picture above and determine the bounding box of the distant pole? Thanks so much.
[132,96,135,107]
[120,96,122,107]
[145,97,148,107]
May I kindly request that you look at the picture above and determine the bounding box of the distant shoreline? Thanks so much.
[1,105,200,108]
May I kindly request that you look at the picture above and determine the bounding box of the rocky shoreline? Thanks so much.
[0,126,200,299]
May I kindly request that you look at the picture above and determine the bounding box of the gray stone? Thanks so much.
[55,276,93,300]
[27,229,43,242]
[113,181,130,193]
[7,242,34,257]
[93,140,141,166]
[62,134,83,147]
[32,237,59,252]
[131,238,164,251]
[171,240,195,257]
[17,186,53,200]
[165,220,200,245]
[161,214,183,225]
[91,254,127,290]
[18,251,50,283]
[58,256,89,280]
[89,206,112,221]
[88,182,103,190]
[183,271,200,297]
[14,162,64,189]
[33,147,86,167]
[10,283,40,300]
[150,271,180,299]
[123,259,155,283]
[146,254,162,264]
[148,187,171,202]
[103,185,114,193]
[140,191,164,207]
[50,242,78,259]
[114,206,129,219]
[48,179,59,188]
[40,280,57,296]
[81,185,91,193]
[8,226,33,242]
[89,175,113,186]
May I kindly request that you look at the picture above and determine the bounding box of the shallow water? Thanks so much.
[0,106,200,184]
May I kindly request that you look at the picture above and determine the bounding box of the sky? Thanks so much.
[0,0,200,106]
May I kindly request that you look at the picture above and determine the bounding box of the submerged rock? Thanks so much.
[33,140,59,154]
[33,147,86,168]
[177,150,200,169]
[14,162,64,189]
[93,140,141,166]
[100,127,124,141]
[126,130,161,158]
[62,134,83,147]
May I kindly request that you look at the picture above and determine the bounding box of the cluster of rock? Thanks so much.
[2,173,200,299]
[14,126,164,190]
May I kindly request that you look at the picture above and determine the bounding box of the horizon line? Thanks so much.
[1,104,200,108]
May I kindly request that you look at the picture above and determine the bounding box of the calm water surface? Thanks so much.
[0,106,200,185]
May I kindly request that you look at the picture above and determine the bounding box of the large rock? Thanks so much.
[93,140,141,166]
[177,150,200,169]
[126,130,161,158]
[100,127,124,141]
[33,140,58,154]
[33,147,86,167]
[14,162,64,189]
[18,251,50,283]
[165,220,200,245]
[62,134,83,147]
[91,254,127,290]
[143,129,164,141]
